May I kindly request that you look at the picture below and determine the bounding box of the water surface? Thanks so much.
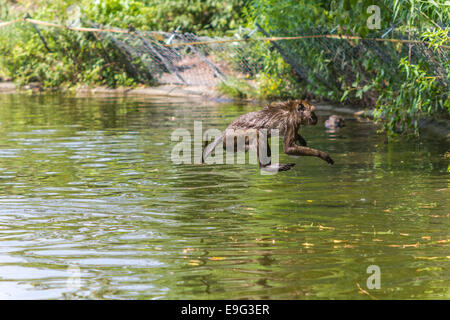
[0,94,448,299]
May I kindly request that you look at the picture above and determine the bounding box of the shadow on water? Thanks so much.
[0,93,448,299]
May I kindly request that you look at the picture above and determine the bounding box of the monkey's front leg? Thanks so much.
[295,133,307,146]
[257,136,295,172]
[284,130,334,164]
[284,144,334,164]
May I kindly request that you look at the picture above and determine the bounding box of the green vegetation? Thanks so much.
[0,0,448,136]
[86,0,247,35]
[217,77,257,99]
[0,0,247,87]
[246,0,449,135]
[0,0,140,87]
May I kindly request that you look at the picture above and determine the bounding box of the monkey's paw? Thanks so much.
[261,163,296,172]
[319,152,334,165]
[324,156,334,165]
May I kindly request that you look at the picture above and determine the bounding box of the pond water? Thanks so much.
[0,94,448,299]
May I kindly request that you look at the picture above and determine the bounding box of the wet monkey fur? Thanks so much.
[203,100,334,172]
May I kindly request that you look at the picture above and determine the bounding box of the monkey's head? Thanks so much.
[325,115,345,129]
[296,100,318,126]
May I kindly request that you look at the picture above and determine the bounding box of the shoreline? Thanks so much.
[1,81,448,140]
[0,81,226,100]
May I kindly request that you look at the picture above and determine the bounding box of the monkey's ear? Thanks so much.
[298,103,305,112]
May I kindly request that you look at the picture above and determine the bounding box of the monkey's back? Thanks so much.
[226,107,296,136]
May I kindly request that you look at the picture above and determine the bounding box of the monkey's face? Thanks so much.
[297,100,318,126]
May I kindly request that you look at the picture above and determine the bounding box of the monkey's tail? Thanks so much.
[202,134,223,163]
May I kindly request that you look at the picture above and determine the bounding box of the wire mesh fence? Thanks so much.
[269,26,449,87]
[80,22,450,97]
[88,24,263,87]
[0,17,448,94]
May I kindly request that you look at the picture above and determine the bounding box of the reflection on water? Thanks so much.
[0,94,448,299]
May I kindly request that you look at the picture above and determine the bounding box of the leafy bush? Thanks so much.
[247,0,449,135]
[374,53,449,136]
[0,0,248,87]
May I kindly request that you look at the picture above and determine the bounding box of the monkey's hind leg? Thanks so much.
[257,135,295,172]
[261,162,296,172]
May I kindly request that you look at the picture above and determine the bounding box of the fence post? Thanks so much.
[25,13,52,52]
